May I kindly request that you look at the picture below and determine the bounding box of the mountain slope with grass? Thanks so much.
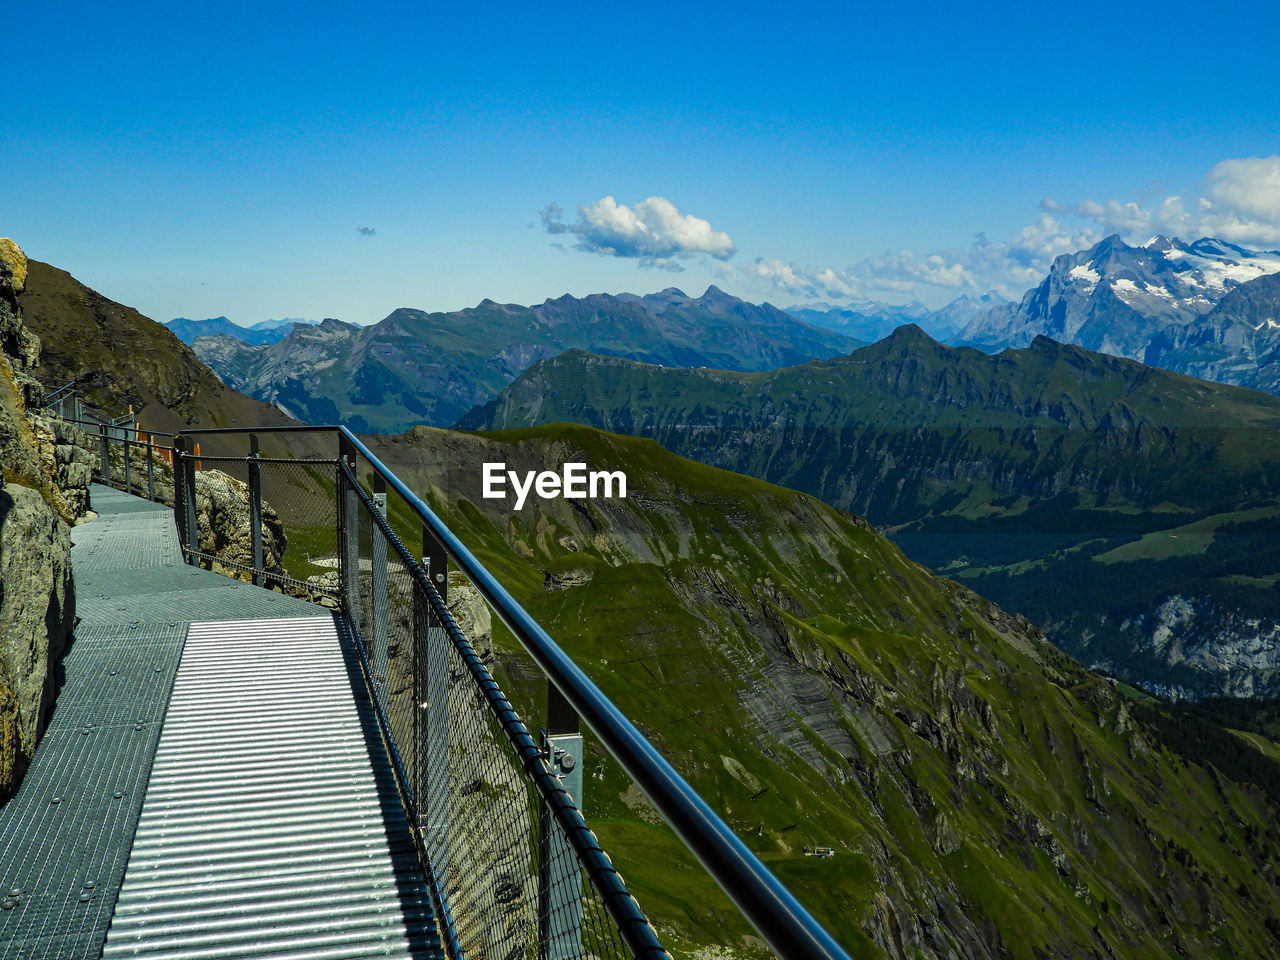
[16,258,296,434]
[361,423,1280,960]
[458,329,1280,698]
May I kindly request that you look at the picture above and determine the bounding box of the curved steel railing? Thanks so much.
[171,423,854,960]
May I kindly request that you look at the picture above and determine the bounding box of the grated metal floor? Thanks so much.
[0,484,438,959]
[103,618,440,960]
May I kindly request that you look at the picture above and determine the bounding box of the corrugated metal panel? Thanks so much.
[102,617,441,959]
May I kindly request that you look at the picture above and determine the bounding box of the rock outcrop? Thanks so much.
[0,484,75,797]
[191,469,287,582]
[0,238,85,803]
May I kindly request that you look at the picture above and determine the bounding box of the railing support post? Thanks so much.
[172,436,185,552]
[540,686,584,960]
[372,475,389,665]
[422,521,450,899]
[173,436,198,565]
[98,424,109,484]
[146,435,155,502]
[338,433,361,624]
[123,433,132,495]
[248,434,264,586]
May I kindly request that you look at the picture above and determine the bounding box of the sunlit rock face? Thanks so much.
[0,238,78,803]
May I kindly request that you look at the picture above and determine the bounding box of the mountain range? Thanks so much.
[164,315,318,346]
[959,235,1280,396]
[459,327,1280,700]
[789,292,1007,343]
[186,286,858,432]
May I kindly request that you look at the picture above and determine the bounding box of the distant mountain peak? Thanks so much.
[961,232,1280,377]
[861,323,942,354]
[693,284,743,312]
[884,321,934,341]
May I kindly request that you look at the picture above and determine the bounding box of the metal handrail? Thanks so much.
[340,428,851,960]
[44,380,78,403]
[175,423,854,960]
[56,414,176,445]
[340,462,663,960]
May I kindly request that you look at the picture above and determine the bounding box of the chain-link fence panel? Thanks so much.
[340,463,660,960]
[173,452,342,602]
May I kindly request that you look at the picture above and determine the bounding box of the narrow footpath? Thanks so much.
[0,484,440,959]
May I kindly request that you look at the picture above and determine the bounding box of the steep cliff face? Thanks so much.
[0,239,87,802]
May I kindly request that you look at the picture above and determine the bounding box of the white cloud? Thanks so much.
[1065,155,1280,247]
[540,195,735,271]
[757,214,1100,304]
[758,157,1280,306]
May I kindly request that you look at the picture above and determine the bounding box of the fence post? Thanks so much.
[123,433,132,495]
[372,475,389,672]
[539,686,584,959]
[422,522,450,901]
[173,437,189,563]
[338,433,361,625]
[182,440,199,563]
[249,434,264,587]
[98,424,109,484]
[146,434,155,501]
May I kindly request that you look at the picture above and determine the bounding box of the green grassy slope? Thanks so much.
[457,331,1280,697]
[364,424,1280,960]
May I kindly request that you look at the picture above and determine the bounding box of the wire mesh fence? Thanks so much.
[342,466,646,960]
[70,418,178,507]
[150,427,668,959]
[174,451,341,598]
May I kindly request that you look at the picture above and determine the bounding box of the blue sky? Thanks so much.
[5,1,1280,324]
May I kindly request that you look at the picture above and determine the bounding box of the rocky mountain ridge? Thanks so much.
[188,285,858,432]
[15,259,298,436]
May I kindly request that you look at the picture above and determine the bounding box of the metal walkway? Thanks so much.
[0,484,441,960]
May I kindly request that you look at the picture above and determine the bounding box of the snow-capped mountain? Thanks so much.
[960,235,1280,363]
[1146,271,1280,396]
